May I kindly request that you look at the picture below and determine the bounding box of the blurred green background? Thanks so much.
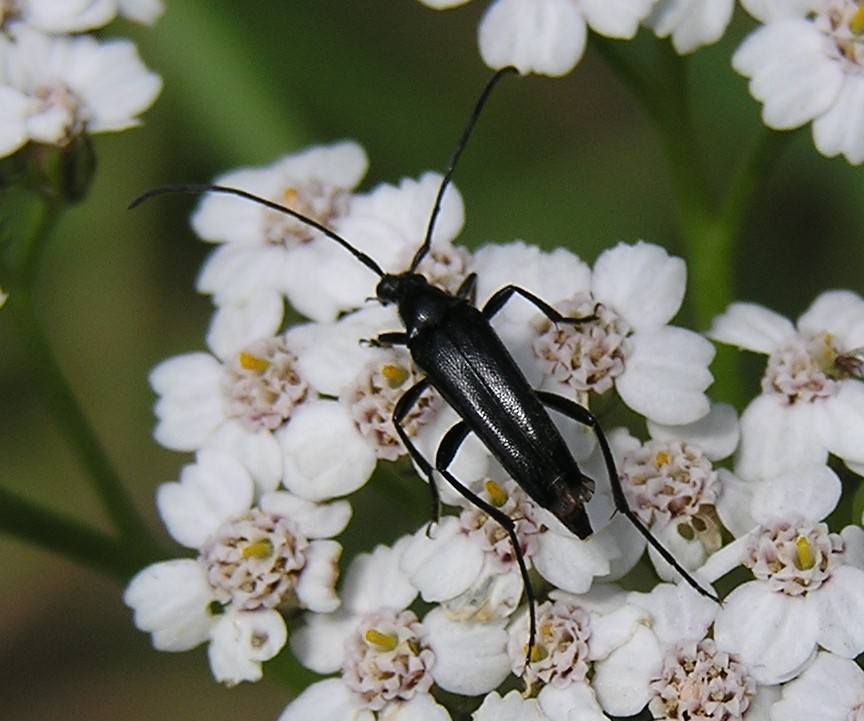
[1,2,862,720]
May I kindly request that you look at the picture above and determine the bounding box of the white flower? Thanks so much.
[124,449,350,685]
[614,403,739,581]
[699,475,864,685]
[734,0,864,164]
[709,291,864,479]
[770,651,864,721]
[505,586,672,720]
[149,331,377,499]
[418,0,656,76]
[0,27,161,159]
[475,240,715,426]
[0,0,163,33]
[645,0,736,54]
[285,539,493,719]
[472,691,552,721]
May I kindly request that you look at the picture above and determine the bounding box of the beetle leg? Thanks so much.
[392,378,442,527]
[481,284,596,325]
[361,331,410,348]
[536,390,722,605]
[434,421,537,671]
[455,272,478,304]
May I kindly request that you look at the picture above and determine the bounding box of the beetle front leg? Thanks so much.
[536,390,721,605]
[434,421,538,670]
[481,284,596,325]
[361,331,410,348]
[392,378,441,525]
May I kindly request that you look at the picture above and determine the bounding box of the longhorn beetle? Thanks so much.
[132,66,720,662]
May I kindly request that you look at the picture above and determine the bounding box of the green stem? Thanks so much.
[0,485,158,580]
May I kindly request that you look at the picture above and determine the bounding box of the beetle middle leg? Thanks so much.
[361,331,410,349]
[435,420,538,669]
[536,390,721,604]
[481,284,596,325]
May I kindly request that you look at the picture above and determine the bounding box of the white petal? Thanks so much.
[814,383,864,465]
[295,540,342,613]
[205,292,285,359]
[770,651,864,721]
[715,469,758,538]
[424,608,510,695]
[538,683,607,721]
[735,395,827,480]
[648,401,739,460]
[206,420,283,494]
[813,75,864,164]
[478,0,587,77]
[380,694,452,721]
[118,0,165,24]
[150,353,224,450]
[593,241,686,329]
[708,302,795,353]
[616,327,714,425]
[739,0,813,22]
[750,463,841,524]
[400,517,485,602]
[590,513,646,582]
[714,582,818,684]
[419,0,473,8]
[124,559,214,651]
[157,450,254,549]
[0,87,29,157]
[587,602,649,660]
[196,244,285,302]
[279,678,372,721]
[341,537,418,614]
[592,625,661,716]
[260,491,352,539]
[646,522,710,582]
[697,532,751,583]
[208,608,287,685]
[581,0,654,37]
[814,565,864,657]
[797,289,864,344]
[278,400,377,501]
[627,582,717,647]
[841,525,864,570]
[474,690,550,721]
[733,20,843,130]
[647,0,735,54]
[290,611,357,673]
[274,139,368,190]
[24,0,115,32]
[533,531,610,593]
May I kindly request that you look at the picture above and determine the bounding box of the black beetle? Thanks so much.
[131,67,718,661]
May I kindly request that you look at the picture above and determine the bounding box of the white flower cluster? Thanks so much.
[0,0,162,159]
[418,0,864,164]
[125,139,864,719]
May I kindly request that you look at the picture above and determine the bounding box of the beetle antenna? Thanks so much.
[129,183,385,278]
[410,66,518,272]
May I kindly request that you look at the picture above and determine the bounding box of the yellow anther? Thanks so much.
[365,629,399,652]
[381,364,410,389]
[484,479,508,507]
[851,5,864,34]
[795,536,815,570]
[529,644,548,663]
[655,450,670,468]
[242,539,274,560]
[239,352,270,373]
[282,187,300,207]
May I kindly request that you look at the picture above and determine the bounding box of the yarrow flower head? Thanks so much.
[735,0,864,163]
[124,449,351,685]
[0,25,161,159]
[709,291,864,479]
[417,0,656,76]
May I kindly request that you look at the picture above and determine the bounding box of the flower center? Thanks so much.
[816,1,864,71]
[263,179,350,247]
[415,244,472,297]
[223,337,308,431]
[33,83,85,144]
[0,0,20,27]
[532,294,631,396]
[621,440,721,548]
[649,639,755,721]
[460,479,542,571]
[762,332,845,404]
[507,599,592,691]
[342,609,435,711]
[200,508,308,611]
[344,349,439,460]
[744,518,843,596]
